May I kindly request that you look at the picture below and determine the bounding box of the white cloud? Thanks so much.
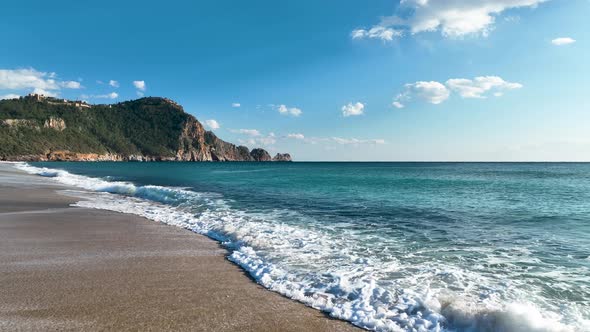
[379,0,548,38]
[232,128,261,137]
[101,92,119,99]
[551,37,576,46]
[32,88,58,97]
[351,26,402,41]
[0,68,59,90]
[232,102,241,108]
[277,104,302,117]
[287,133,305,140]
[133,80,146,91]
[446,76,522,98]
[397,81,450,105]
[394,75,523,107]
[0,68,83,95]
[61,81,82,89]
[257,136,277,146]
[238,134,277,147]
[0,93,20,100]
[81,92,119,99]
[341,102,365,117]
[331,137,386,145]
[109,80,120,88]
[301,136,386,146]
[504,15,521,22]
[205,119,220,130]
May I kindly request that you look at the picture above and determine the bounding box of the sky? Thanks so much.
[1,0,589,161]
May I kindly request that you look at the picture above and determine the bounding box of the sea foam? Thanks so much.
[13,162,587,332]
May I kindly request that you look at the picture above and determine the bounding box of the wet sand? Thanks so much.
[0,164,360,331]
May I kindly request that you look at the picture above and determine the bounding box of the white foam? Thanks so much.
[12,162,588,332]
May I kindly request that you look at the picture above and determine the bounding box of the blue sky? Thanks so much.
[1,0,588,161]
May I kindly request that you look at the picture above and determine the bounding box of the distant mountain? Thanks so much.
[0,95,291,162]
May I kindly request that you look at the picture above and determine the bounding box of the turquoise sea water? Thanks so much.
[19,162,590,331]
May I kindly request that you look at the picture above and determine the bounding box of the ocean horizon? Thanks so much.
[13,161,590,331]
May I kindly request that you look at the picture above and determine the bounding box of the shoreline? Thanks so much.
[0,164,359,331]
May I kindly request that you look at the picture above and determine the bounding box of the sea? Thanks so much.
[13,162,590,332]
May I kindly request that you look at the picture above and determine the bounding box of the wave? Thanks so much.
[13,162,587,332]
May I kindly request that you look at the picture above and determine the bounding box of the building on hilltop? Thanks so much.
[26,93,46,101]
[74,101,91,108]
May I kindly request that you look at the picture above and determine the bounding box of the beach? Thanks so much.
[2,162,588,331]
[0,164,359,331]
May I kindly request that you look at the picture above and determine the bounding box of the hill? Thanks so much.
[0,95,291,162]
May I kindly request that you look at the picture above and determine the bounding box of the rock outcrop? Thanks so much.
[2,119,39,129]
[250,148,272,161]
[43,117,66,131]
[272,153,292,162]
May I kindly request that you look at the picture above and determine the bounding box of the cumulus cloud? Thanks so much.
[446,76,522,98]
[61,81,82,89]
[0,68,83,97]
[232,128,261,137]
[232,102,241,108]
[376,0,548,38]
[109,80,120,88]
[287,133,305,140]
[204,119,220,130]
[0,68,59,90]
[396,81,450,106]
[342,102,365,117]
[100,92,118,99]
[133,80,146,91]
[238,132,277,147]
[277,104,302,117]
[394,75,523,107]
[256,135,277,146]
[551,37,575,46]
[351,26,402,41]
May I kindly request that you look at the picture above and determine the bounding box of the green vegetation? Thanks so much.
[0,96,192,159]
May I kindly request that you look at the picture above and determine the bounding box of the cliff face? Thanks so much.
[0,96,291,162]
[176,116,212,161]
[204,131,253,161]
[272,153,292,162]
[250,148,272,161]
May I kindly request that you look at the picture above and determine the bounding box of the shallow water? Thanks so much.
[15,162,590,331]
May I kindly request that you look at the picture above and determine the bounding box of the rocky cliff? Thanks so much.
[272,153,292,162]
[250,148,272,162]
[205,131,253,161]
[0,95,291,162]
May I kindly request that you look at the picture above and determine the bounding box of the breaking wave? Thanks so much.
[13,162,589,332]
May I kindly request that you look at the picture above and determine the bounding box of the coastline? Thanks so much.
[0,164,359,331]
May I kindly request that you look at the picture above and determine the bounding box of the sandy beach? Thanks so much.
[0,164,359,331]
